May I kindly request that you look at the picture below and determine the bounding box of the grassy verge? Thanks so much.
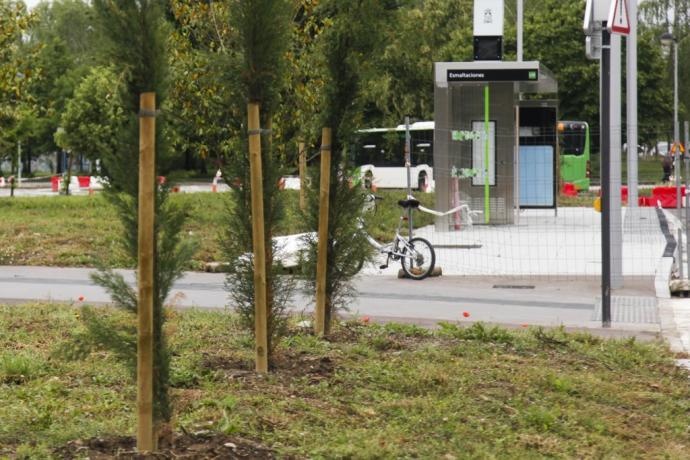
[0,185,665,270]
[589,154,665,186]
[1,303,689,458]
[0,190,433,270]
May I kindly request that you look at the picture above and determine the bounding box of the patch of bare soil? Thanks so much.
[55,433,276,459]
[200,350,336,384]
[273,353,335,383]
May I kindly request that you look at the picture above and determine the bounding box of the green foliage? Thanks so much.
[0,1,36,160]
[54,66,127,161]
[0,351,44,384]
[18,0,101,161]
[222,0,295,360]
[438,321,515,344]
[302,1,394,333]
[63,0,197,427]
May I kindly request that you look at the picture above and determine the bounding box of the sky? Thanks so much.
[25,0,49,10]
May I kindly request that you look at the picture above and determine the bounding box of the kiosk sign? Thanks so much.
[447,68,538,82]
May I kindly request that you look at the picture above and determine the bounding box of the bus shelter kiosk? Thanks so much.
[433,61,558,227]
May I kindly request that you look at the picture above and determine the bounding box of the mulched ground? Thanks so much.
[55,433,277,459]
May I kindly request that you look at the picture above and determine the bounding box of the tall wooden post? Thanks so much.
[315,128,332,336]
[137,92,156,451]
[299,142,306,210]
[248,102,269,373]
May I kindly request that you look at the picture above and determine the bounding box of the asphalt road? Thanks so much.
[0,266,659,338]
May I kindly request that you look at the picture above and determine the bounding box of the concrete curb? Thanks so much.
[658,298,690,353]
[655,209,678,299]
[655,258,674,299]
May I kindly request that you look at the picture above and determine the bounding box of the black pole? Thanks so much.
[601,26,611,328]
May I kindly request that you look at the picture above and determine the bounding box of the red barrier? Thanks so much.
[652,186,686,208]
[638,196,655,207]
[561,182,577,197]
[51,176,60,192]
[78,176,90,188]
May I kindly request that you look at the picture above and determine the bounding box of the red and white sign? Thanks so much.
[607,0,630,35]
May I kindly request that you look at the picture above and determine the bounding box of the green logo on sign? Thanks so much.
[528,70,537,80]
[452,130,481,141]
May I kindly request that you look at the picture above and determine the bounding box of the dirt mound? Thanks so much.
[55,433,276,459]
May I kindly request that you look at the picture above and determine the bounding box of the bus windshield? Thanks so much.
[559,122,587,156]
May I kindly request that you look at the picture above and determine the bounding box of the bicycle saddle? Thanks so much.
[397,198,420,209]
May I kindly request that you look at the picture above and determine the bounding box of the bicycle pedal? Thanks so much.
[379,264,388,270]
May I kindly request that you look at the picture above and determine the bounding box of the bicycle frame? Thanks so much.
[361,203,418,263]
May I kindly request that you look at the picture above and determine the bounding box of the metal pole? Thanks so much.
[684,121,690,277]
[515,105,520,225]
[675,42,681,211]
[517,0,523,62]
[627,0,638,207]
[17,141,21,185]
[484,85,490,224]
[405,116,413,238]
[601,26,612,328]
[610,32,623,289]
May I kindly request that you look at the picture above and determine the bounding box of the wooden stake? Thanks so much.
[315,128,331,336]
[137,92,156,452]
[248,102,269,373]
[299,142,306,210]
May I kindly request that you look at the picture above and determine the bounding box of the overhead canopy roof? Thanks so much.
[434,61,558,94]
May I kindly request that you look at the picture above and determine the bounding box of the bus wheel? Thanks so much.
[418,172,428,192]
[364,171,373,190]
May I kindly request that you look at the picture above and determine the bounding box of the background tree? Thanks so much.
[165,0,240,175]
[54,66,127,192]
[640,0,689,143]
[361,0,472,126]
[20,0,100,175]
[222,0,295,364]
[0,0,35,173]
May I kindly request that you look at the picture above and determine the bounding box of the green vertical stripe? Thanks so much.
[484,85,490,224]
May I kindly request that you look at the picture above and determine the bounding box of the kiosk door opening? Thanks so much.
[518,104,558,208]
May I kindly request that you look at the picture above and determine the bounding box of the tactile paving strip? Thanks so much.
[592,296,659,324]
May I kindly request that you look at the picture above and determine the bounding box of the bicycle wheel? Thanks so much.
[400,237,435,280]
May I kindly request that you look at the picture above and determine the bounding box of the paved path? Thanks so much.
[0,266,659,338]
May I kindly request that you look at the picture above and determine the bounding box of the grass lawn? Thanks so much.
[589,154,665,185]
[1,303,690,458]
[0,190,434,270]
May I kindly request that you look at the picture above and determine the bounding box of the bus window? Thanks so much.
[559,123,587,156]
[354,123,434,167]
[412,131,434,166]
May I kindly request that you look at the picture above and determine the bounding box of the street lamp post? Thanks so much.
[661,31,684,278]
[661,32,680,208]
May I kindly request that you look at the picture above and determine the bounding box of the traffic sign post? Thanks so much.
[584,0,630,327]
